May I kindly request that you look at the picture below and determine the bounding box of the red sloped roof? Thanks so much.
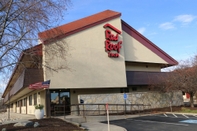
[121,20,178,66]
[38,10,121,44]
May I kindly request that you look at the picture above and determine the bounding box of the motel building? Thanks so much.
[2,10,183,117]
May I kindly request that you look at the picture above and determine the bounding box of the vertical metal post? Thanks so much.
[124,99,126,115]
[98,104,100,115]
[64,104,65,119]
[116,104,118,115]
[77,104,80,116]
[83,104,85,117]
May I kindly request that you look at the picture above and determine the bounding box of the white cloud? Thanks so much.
[174,14,196,24]
[137,27,146,34]
[159,22,175,30]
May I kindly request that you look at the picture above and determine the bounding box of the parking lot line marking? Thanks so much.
[182,114,189,118]
[193,115,197,117]
[164,113,168,117]
[130,119,189,126]
[172,113,177,117]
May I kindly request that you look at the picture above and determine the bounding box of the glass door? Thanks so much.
[50,90,70,116]
[60,92,70,114]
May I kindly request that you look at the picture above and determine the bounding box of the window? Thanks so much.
[132,87,137,91]
[34,93,37,105]
[51,91,59,104]
[21,99,24,106]
[60,92,70,104]
[29,95,32,105]
[24,98,27,106]
[120,88,129,93]
[50,90,70,105]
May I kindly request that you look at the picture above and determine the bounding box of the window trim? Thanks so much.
[29,95,32,106]
[34,93,37,105]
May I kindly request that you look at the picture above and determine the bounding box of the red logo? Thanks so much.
[104,24,122,58]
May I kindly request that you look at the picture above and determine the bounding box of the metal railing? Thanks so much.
[52,103,151,117]
[0,100,6,113]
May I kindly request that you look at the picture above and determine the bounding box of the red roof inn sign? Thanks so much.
[104,23,122,58]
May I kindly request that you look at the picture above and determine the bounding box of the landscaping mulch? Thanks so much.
[0,118,84,131]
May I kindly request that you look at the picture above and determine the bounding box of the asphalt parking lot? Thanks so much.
[107,113,197,131]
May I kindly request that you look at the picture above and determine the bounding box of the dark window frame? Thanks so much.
[50,89,70,105]
[29,95,32,105]
[24,97,27,106]
[34,93,37,105]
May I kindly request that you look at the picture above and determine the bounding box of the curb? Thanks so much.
[60,118,89,131]
[165,112,197,115]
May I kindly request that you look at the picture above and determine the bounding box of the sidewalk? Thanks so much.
[63,115,141,131]
[0,112,137,131]
[2,111,197,131]
[0,112,35,125]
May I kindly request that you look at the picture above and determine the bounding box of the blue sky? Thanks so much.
[61,0,197,62]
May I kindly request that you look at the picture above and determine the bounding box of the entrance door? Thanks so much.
[60,91,70,114]
[50,90,70,116]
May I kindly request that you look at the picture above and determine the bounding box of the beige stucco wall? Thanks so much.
[21,106,26,114]
[27,91,46,115]
[40,90,46,114]
[123,31,168,64]
[43,18,127,89]
[8,90,46,115]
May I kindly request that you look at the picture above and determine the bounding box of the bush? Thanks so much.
[35,104,44,110]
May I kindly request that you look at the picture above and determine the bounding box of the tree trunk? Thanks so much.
[189,92,194,108]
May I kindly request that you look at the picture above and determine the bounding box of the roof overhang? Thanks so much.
[4,87,44,104]
[38,10,121,44]
[122,20,178,67]
[2,44,42,98]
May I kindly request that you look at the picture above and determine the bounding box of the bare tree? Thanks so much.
[0,0,71,76]
[151,55,197,107]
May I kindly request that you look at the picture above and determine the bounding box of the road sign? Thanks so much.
[123,93,127,100]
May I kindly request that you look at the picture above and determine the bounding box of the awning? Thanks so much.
[126,71,170,85]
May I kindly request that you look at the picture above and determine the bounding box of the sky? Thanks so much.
[61,0,197,62]
[1,0,197,93]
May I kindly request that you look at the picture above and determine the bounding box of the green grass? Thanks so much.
[178,107,197,113]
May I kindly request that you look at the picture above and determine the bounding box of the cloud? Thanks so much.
[174,14,196,24]
[159,22,175,30]
[137,27,146,34]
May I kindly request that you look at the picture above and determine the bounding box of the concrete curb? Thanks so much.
[165,112,197,115]
[60,118,89,131]
[64,119,81,127]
